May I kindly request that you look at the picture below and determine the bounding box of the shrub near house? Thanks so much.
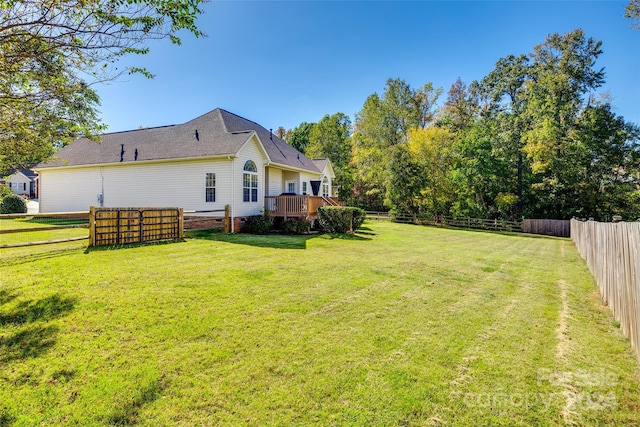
[0,193,27,214]
[317,206,366,233]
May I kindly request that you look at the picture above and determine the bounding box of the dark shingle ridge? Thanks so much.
[96,124,178,137]
[216,108,264,133]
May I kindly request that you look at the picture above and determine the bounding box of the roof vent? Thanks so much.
[194,129,199,141]
[270,129,273,141]
[134,149,139,161]
[120,144,125,162]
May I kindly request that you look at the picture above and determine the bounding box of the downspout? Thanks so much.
[100,167,105,207]
[230,156,235,233]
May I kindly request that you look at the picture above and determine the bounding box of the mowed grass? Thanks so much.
[0,221,638,426]
[0,218,89,248]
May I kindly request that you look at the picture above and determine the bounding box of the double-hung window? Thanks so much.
[243,160,258,202]
[205,173,216,202]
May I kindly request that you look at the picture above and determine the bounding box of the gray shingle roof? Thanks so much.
[19,169,38,180]
[2,167,38,179]
[36,108,320,173]
[311,158,330,172]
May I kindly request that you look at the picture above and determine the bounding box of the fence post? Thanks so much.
[224,204,230,233]
[89,206,95,247]
[139,209,144,243]
[178,208,184,238]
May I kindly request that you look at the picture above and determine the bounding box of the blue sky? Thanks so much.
[96,1,640,133]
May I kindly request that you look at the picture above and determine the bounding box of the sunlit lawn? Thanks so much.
[0,221,638,426]
[0,218,89,248]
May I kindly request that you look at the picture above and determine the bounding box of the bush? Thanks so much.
[242,214,271,234]
[0,193,27,214]
[282,218,310,235]
[317,206,366,234]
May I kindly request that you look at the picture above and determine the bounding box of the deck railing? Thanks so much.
[265,195,326,219]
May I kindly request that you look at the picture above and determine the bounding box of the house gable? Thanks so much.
[232,134,269,218]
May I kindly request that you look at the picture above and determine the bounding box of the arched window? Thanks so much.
[243,160,258,202]
[322,176,330,197]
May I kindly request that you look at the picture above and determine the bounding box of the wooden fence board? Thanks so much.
[571,219,640,359]
[522,219,571,237]
[90,207,182,247]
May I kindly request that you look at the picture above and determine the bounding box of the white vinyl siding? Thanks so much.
[266,167,282,196]
[299,171,321,196]
[38,158,231,213]
[233,135,268,217]
[6,172,31,196]
[281,171,300,195]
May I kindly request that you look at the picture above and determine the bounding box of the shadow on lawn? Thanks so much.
[84,238,186,253]
[0,411,16,427]
[0,292,76,363]
[187,230,320,250]
[105,377,167,426]
[323,233,372,241]
[0,247,85,267]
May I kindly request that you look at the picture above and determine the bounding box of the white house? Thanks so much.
[2,169,38,198]
[35,108,337,229]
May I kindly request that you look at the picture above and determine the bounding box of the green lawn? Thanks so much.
[0,218,89,248]
[0,221,638,426]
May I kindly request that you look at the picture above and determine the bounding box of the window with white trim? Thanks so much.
[205,173,216,202]
[322,177,330,197]
[302,181,307,195]
[243,160,258,202]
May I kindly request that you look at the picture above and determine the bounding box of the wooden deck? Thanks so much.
[265,195,339,219]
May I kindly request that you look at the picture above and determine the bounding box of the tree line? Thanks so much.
[282,29,640,221]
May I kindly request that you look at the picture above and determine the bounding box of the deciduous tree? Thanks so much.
[626,0,640,28]
[0,0,205,171]
[306,113,353,198]
[287,122,315,154]
[352,78,442,209]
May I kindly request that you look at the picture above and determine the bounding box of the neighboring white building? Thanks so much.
[35,108,336,226]
[2,169,38,198]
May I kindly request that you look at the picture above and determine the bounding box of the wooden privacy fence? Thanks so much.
[522,219,571,237]
[90,207,183,246]
[571,219,640,359]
